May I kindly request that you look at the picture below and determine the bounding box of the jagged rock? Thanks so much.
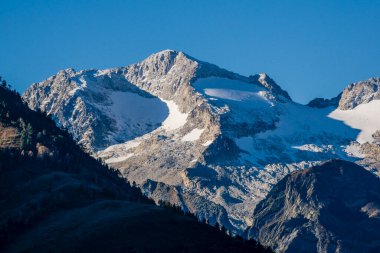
[249,73,292,101]
[247,160,380,253]
[338,78,380,110]
[307,93,341,108]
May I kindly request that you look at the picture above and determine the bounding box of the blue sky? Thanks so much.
[1,0,379,103]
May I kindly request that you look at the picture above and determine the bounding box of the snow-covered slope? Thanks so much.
[23,50,380,237]
[24,68,170,151]
[329,100,380,143]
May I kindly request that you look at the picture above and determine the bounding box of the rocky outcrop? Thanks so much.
[307,78,380,110]
[307,94,341,108]
[248,160,380,253]
[338,78,380,110]
[0,125,20,148]
[249,73,292,101]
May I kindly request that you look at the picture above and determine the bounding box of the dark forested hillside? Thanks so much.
[0,78,271,253]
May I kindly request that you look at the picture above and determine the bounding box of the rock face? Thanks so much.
[338,78,380,110]
[307,94,341,108]
[247,160,380,253]
[23,67,171,151]
[22,50,380,235]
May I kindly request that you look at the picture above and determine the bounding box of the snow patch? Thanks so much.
[181,128,205,142]
[202,140,213,146]
[68,87,80,96]
[161,100,188,131]
[328,100,380,143]
[102,139,141,153]
[105,153,134,163]
[95,69,112,76]
[204,88,260,101]
[292,144,324,153]
[109,92,168,129]
[345,144,365,158]
[193,77,269,104]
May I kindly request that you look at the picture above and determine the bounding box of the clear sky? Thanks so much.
[1,0,379,103]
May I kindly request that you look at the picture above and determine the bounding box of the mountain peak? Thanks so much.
[338,77,380,110]
[136,50,292,101]
[143,49,195,66]
[147,49,182,59]
[249,73,292,101]
[22,49,380,251]
[307,77,380,110]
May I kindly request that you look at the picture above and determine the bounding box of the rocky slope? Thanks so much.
[325,78,380,175]
[23,50,380,235]
[0,80,269,253]
[247,159,380,253]
[338,78,380,110]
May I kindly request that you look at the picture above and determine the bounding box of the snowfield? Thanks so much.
[161,99,189,131]
[193,77,272,107]
[329,100,380,143]
[109,91,168,129]
[181,128,205,142]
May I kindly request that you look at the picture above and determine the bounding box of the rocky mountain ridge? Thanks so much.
[338,78,380,110]
[247,159,380,253]
[23,50,380,237]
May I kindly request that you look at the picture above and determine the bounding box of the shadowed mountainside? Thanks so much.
[248,160,380,253]
[0,79,271,253]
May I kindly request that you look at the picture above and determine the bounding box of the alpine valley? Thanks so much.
[22,50,380,253]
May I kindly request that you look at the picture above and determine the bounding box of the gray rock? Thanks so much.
[307,94,341,108]
[338,78,380,110]
[248,160,380,253]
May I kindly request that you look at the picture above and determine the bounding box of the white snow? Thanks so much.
[345,144,365,158]
[292,144,324,153]
[204,88,260,101]
[232,101,363,164]
[193,77,275,133]
[181,128,205,142]
[109,92,168,128]
[95,69,112,76]
[102,139,141,153]
[161,99,188,131]
[328,100,380,143]
[105,153,134,163]
[193,77,270,105]
[68,87,80,96]
[202,140,213,146]
[257,103,358,141]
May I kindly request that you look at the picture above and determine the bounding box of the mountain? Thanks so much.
[22,50,380,235]
[0,80,270,252]
[323,78,380,172]
[337,78,380,110]
[247,159,380,253]
[307,94,341,108]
